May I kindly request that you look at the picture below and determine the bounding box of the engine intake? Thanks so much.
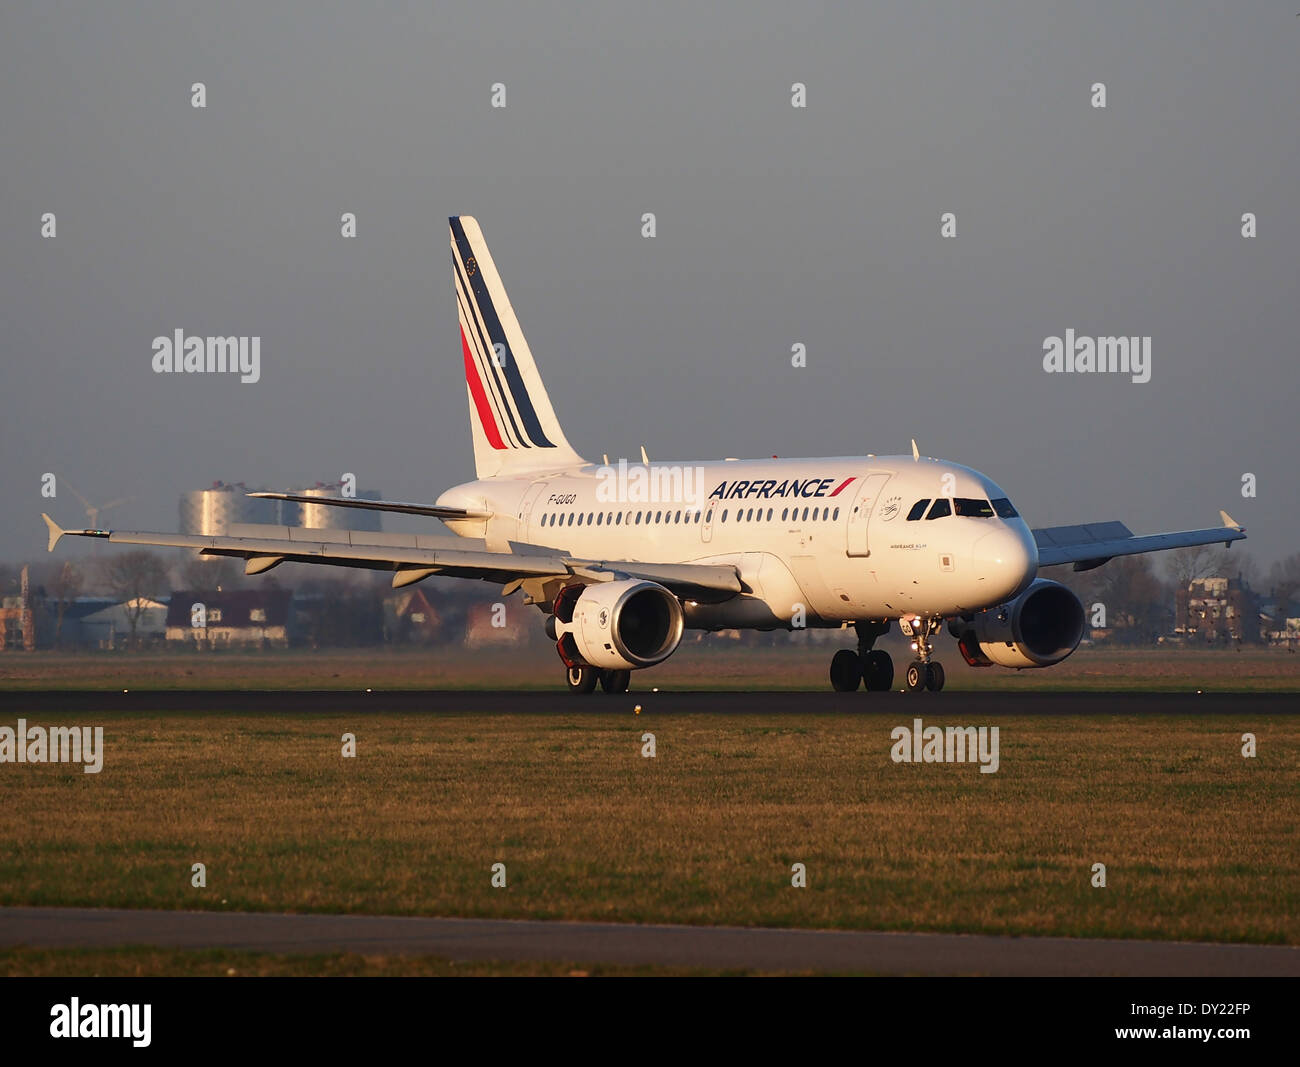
[550,579,684,671]
[949,578,1085,669]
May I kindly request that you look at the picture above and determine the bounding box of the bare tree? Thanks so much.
[1089,555,1171,644]
[48,561,84,647]
[1269,553,1300,624]
[99,550,169,648]
[179,555,240,593]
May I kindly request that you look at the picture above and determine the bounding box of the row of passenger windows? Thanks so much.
[540,505,843,528]
[905,497,1019,521]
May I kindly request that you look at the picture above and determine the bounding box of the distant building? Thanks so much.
[1174,576,1261,644]
[383,588,443,644]
[179,482,281,536]
[166,589,293,648]
[78,597,170,649]
[464,602,528,647]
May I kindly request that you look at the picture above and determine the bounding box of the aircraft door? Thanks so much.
[845,473,892,557]
[517,482,548,538]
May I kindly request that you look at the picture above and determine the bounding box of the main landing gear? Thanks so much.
[829,617,947,693]
[900,615,945,693]
[565,666,631,694]
[829,620,895,692]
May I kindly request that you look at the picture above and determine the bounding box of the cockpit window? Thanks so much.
[953,498,995,518]
[906,499,930,521]
[925,498,951,520]
[990,497,1018,518]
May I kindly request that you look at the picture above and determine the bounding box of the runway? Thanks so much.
[2,906,1296,976]
[0,690,1291,715]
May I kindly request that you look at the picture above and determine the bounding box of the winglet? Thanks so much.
[911,439,920,462]
[1220,510,1244,531]
[41,513,64,552]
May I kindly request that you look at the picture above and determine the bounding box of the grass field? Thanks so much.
[3,644,1299,692]
[1,709,1295,950]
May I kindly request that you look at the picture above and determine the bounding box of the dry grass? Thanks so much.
[0,709,1294,943]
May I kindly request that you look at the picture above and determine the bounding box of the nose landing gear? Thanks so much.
[901,615,946,692]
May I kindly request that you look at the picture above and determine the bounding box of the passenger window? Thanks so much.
[906,500,930,521]
[833,507,840,520]
[616,513,623,525]
[766,508,773,521]
[801,507,809,521]
[721,510,728,522]
[812,507,820,521]
[635,512,642,524]
[926,498,951,520]
[781,508,788,521]
[567,513,575,526]
[596,513,603,525]
[675,510,682,523]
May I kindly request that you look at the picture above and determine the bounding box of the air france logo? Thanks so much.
[879,494,903,521]
[709,476,855,501]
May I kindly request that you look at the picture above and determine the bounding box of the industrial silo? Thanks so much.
[179,482,282,535]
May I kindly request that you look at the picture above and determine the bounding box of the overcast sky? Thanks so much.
[2,2,1296,571]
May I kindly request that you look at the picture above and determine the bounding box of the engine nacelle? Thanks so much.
[949,578,1085,669]
[550,579,684,671]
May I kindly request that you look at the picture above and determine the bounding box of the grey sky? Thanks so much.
[2,2,1296,569]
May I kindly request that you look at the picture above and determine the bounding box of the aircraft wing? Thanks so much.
[41,514,741,603]
[1033,511,1246,572]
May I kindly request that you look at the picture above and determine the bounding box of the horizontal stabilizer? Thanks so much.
[247,492,489,521]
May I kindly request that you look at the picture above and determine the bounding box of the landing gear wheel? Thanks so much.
[566,666,599,694]
[925,662,945,692]
[905,661,927,693]
[600,669,631,694]
[863,650,894,692]
[829,649,862,692]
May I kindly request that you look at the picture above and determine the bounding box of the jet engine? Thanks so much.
[547,579,685,671]
[948,578,1085,669]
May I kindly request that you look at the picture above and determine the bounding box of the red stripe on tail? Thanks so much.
[462,326,507,450]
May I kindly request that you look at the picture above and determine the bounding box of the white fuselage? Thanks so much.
[437,455,1039,629]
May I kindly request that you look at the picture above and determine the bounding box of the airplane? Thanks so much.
[42,216,1247,695]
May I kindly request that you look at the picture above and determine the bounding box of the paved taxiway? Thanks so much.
[2,907,1296,976]
[0,690,1291,714]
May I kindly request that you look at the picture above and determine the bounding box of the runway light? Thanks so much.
[365,688,372,693]
[634,704,642,714]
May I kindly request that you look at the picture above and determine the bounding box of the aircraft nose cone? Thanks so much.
[972,526,1037,602]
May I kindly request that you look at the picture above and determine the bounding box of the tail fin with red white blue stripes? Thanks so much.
[451,216,587,479]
